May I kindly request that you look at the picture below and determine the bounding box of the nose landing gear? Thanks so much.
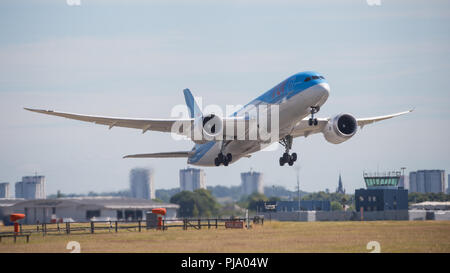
[279,135,298,166]
[308,106,320,126]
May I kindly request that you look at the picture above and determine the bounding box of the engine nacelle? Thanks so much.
[192,114,224,144]
[322,113,358,144]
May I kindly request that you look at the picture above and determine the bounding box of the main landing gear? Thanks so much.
[214,153,232,166]
[214,141,232,166]
[308,106,319,126]
[279,135,298,166]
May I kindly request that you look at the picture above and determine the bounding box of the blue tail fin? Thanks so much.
[183,88,203,118]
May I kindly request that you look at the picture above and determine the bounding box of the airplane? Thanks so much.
[25,71,412,167]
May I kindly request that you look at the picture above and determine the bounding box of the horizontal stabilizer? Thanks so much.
[123,151,191,159]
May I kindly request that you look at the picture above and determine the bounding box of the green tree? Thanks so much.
[238,193,268,212]
[170,189,221,218]
[331,201,343,211]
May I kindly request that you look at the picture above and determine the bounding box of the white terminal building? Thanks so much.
[179,168,206,192]
[130,168,155,200]
[15,176,46,200]
[241,170,263,196]
[0,182,10,198]
[1,197,179,224]
[409,170,446,193]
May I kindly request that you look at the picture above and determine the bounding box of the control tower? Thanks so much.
[355,171,408,212]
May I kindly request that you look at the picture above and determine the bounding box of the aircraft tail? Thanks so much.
[183,88,202,118]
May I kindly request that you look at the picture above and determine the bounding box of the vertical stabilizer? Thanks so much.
[183,88,203,118]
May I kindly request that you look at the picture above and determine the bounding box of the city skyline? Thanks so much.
[2,167,447,198]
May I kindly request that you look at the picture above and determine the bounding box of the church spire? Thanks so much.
[336,173,345,194]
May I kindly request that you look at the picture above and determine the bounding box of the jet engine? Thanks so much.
[322,113,358,144]
[192,114,224,143]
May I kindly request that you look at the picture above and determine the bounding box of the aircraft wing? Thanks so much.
[356,109,413,128]
[291,109,413,138]
[24,108,193,134]
[123,151,191,158]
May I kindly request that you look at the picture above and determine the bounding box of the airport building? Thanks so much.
[3,197,179,224]
[0,182,10,198]
[0,198,25,223]
[130,168,155,200]
[15,175,46,200]
[355,171,408,212]
[257,200,331,212]
[241,170,263,196]
[409,170,446,193]
[179,168,206,192]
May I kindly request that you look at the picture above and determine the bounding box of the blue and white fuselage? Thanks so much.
[188,71,330,166]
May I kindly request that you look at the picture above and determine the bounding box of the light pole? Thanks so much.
[294,166,301,211]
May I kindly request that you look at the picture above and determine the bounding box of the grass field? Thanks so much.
[1,221,449,253]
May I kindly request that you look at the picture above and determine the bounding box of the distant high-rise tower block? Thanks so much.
[179,168,206,192]
[398,175,409,189]
[241,171,263,196]
[15,176,46,199]
[0,182,10,198]
[409,170,446,193]
[336,174,345,194]
[130,168,155,200]
[448,174,450,194]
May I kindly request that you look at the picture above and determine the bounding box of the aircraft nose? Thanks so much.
[316,82,330,99]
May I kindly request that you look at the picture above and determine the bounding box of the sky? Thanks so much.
[1,0,450,196]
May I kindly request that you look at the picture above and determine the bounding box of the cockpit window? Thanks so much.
[319,76,325,79]
[312,76,319,80]
[304,77,311,82]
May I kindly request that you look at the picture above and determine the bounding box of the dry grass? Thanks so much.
[1,221,449,253]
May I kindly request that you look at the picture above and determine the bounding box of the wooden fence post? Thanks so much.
[208,219,211,229]
[90,221,94,234]
[115,221,118,233]
[66,222,70,234]
[215,219,218,229]
[198,219,201,229]
[138,220,141,232]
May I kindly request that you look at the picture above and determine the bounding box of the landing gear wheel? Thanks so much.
[223,160,229,166]
[313,119,318,126]
[288,158,294,166]
[226,153,232,163]
[282,153,290,162]
[218,153,224,162]
[291,153,297,162]
[214,157,220,166]
[279,157,285,166]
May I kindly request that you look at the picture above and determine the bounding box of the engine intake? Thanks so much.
[322,113,357,144]
[192,114,223,143]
